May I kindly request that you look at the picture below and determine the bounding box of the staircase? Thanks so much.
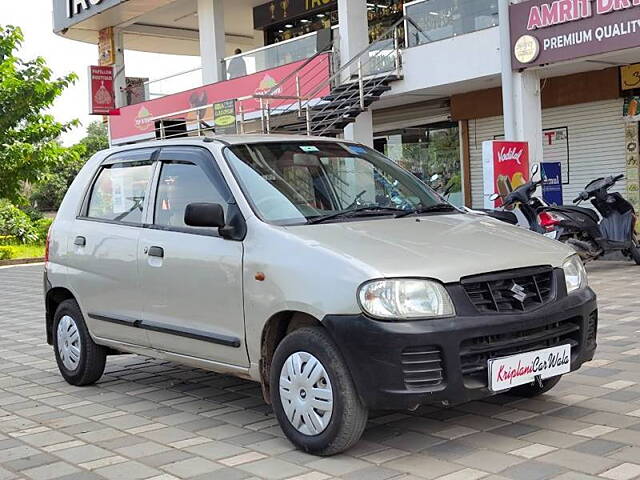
[250,16,426,138]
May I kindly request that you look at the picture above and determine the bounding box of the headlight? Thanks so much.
[358,279,455,320]
[562,255,588,294]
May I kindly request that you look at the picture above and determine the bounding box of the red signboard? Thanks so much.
[482,141,530,208]
[109,54,332,144]
[89,65,116,115]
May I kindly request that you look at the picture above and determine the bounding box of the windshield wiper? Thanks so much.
[395,203,457,218]
[307,206,406,225]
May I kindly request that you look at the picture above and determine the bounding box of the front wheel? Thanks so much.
[270,327,368,456]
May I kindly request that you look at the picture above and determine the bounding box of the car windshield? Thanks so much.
[224,141,455,226]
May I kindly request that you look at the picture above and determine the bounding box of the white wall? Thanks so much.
[468,99,627,208]
[392,27,501,96]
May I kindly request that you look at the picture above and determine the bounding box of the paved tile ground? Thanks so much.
[1,262,640,480]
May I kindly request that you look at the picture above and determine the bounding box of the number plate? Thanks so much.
[488,344,571,392]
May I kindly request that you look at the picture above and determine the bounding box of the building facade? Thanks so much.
[53,0,640,209]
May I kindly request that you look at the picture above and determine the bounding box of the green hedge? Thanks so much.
[0,200,39,244]
[0,246,16,260]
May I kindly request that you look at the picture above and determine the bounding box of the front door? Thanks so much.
[139,147,248,367]
[68,148,156,347]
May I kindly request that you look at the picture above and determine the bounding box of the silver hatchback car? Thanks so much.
[45,135,597,455]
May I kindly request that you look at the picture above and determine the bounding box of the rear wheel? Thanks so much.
[270,327,368,456]
[629,235,640,265]
[510,375,561,398]
[53,299,107,386]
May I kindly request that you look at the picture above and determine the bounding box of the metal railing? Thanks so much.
[148,15,430,140]
[253,15,429,137]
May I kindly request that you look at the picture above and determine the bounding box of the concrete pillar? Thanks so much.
[512,70,544,165]
[498,0,543,166]
[113,28,126,108]
[338,0,373,146]
[198,0,226,84]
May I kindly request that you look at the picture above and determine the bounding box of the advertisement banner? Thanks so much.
[482,141,530,208]
[541,162,564,206]
[213,99,238,134]
[98,27,115,66]
[89,66,116,115]
[510,0,640,69]
[109,53,331,144]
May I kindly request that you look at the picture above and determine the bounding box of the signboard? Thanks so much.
[213,100,238,134]
[621,63,640,90]
[541,162,564,205]
[496,126,570,184]
[98,27,115,66]
[254,0,337,29]
[109,53,331,144]
[126,77,148,106]
[482,141,530,208]
[625,122,640,217]
[624,96,640,121]
[89,65,115,115]
[510,0,640,69]
[53,0,125,33]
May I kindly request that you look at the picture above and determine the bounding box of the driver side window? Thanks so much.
[154,162,227,229]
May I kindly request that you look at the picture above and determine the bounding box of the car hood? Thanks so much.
[284,213,573,283]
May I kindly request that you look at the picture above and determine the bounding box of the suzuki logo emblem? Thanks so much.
[510,282,527,303]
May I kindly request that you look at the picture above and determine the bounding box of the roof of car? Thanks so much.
[109,134,358,152]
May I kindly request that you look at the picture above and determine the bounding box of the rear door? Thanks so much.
[139,146,248,367]
[67,148,157,347]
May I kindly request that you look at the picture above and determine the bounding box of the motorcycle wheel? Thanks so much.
[630,235,640,265]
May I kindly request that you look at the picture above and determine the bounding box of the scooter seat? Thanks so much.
[550,205,600,224]
[476,209,519,225]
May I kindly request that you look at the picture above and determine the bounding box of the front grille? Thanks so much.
[460,318,581,387]
[462,267,554,313]
[401,346,444,390]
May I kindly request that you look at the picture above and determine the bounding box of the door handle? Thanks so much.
[74,236,86,247]
[147,246,164,258]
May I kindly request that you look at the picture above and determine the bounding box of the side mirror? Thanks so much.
[531,164,540,175]
[184,203,225,228]
[489,193,500,201]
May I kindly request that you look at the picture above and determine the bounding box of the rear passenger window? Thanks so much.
[154,162,227,229]
[87,162,153,224]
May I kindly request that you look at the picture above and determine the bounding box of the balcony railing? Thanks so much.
[404,0,498,48]
[223,30,324,80]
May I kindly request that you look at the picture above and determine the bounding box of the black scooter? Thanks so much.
[541,174,640,264]
[478,165,548,234]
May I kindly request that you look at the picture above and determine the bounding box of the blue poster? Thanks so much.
[541,162,563,206]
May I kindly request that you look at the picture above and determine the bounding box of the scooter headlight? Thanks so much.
[562,255,588,294]
[358,279,455,320]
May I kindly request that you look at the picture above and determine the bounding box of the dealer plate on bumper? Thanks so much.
[488,344,571,392]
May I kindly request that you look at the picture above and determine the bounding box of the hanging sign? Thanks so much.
[213,99,238,134]
[89,65,116,115]
[98,27,116,66]
[621,63,640,91]
[482,141,530,208]
[541,162,564,205]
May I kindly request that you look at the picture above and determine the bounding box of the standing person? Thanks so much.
[227,48,247,79]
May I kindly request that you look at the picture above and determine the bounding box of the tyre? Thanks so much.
[53,299,107,386]
[270,327,368,456]
[629,236,640,265]
[510,375,561,398]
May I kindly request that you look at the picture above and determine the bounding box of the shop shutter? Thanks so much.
[372,99,450,133]
[468,99,626,208]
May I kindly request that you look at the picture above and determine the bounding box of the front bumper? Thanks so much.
[322,286,597,410]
